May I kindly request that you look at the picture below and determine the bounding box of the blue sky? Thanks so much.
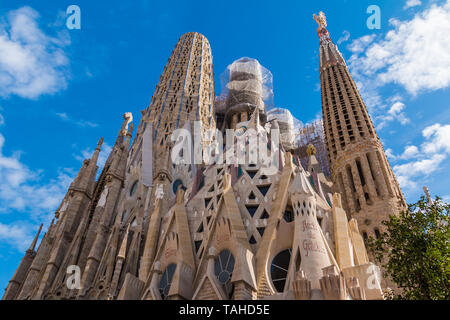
[0,0,449,292]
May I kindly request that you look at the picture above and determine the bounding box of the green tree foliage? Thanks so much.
[367,195,449,300]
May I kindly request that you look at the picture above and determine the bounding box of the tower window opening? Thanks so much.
[356,159,367,186]
[317,217,323,227]
[194,240,202,253]
[366,153,380,197]
[283,206,294,223]
[374,228,381,239]
[338,173,349,212]
[355,198,361,212]
[363,232,368,243]
[130,181,139,197]
[346,166,356,192]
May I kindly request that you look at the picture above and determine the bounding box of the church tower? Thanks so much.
[128,32,215,203]
[314,12,407,239]
[105,32,216,289]
[4,30,388,301]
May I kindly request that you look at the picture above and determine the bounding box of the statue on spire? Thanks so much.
[313,11,331,43]
[313,11,327,30]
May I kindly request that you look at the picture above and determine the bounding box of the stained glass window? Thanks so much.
[214,250,235,299]
[270,249,292,292]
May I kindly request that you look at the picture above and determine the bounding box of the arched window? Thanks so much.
[374,228,381,239]
[172,179,184,194]
[159,264,176,300]
[270,249,292,293]
[283,206,294,223]
[129,180,138,197]
[214,250,235,299]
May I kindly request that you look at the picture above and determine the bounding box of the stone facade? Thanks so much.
[3,13,405,300]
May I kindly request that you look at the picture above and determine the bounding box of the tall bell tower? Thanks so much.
[314,12,407,239]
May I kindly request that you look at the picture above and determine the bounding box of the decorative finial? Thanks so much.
[313,11,327,29]
[123,112,133,122]
[28,224,43,252]
[96,137,104,149]
[307,144,316,156]
[313,11,332,43]
[119,112,133,136]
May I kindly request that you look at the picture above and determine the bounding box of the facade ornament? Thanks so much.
[313,11,327,29]
[97,187,109,208]
[155,184,164,200]
[307,144,316,156]
[313,11,331,44]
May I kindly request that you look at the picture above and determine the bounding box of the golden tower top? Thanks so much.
[313,11,332,44]
[313,11,327,29]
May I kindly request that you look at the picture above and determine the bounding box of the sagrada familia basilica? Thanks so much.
[3,12,406,300]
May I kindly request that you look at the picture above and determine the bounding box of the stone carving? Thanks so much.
[293,270,311,300]
[155,184,164,200]
[313,11,327,29]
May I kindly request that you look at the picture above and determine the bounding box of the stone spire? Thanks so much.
[314,12,407,272]
[1,224,43,300]
[313,11,346,70]
[70,136,103,194]
[78,114,133,298]
[114,113,133,146]
[28,224,43,252]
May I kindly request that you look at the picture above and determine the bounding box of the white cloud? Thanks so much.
[404,0,422,10]
[421,123,450,154]
[0,6,70,99]
[394,153,445,177]
[0,113,109,252]
[337,30,350,45]
[347,34,376,55]
[396,175,418,190]
[376,101,410,129]
[74,142,112,171]
[389,145,420,160]
[401,145,419,159]
[0,123,75,252]
[55,112,69,121]
[392,123,450,190]
[0,129,74,219]
[56,112,99,128]
[348,1,450,96]
[0,222,35,252]
[385,148,397,160]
